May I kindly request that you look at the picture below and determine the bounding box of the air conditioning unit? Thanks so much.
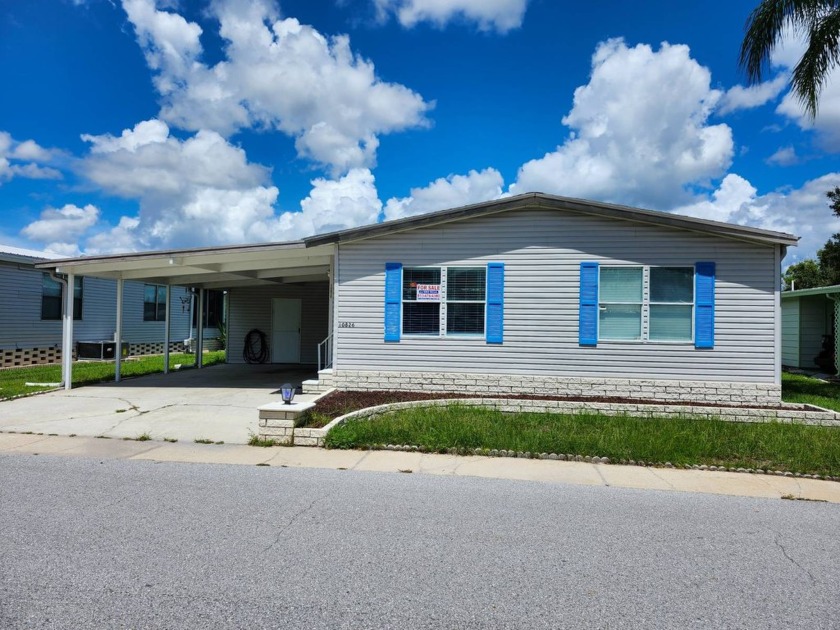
[76,341,129,361]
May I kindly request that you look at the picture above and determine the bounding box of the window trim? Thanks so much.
[598,265,695,344]
[143,284,168,322]
[400,265,487,338]
[41,274,83,321]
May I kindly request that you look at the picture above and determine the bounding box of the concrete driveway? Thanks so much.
[0,363,318,444]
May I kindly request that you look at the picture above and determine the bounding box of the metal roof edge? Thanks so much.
[33,239,310,269]
[781,284,840,298]
[303,192,799,248]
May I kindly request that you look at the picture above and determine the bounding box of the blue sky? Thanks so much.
[1,0,839,263]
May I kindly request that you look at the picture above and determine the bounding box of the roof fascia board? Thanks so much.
[305,193,798,248]
[34,240,316,271]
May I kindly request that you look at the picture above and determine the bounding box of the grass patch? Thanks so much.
[325,404,840,477]
[194,438,214,444]
[163,437,178,443]
[248,433,278,447]
[0,351,226,401]
[782,372,840,412]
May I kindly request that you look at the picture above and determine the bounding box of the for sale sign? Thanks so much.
[416,284,441,301]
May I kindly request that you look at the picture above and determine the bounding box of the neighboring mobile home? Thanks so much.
[0,245,216,368]
[781,285,840,373]
[36,193,798,403]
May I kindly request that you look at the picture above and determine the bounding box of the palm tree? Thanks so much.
[740,0,840,118]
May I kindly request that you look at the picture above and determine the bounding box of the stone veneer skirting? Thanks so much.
[330,370,782,405]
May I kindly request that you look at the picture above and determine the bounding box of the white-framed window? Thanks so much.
[143,285,167,321]
[599,266,693,342]
[401,266,486,336]
[41,274,83,321]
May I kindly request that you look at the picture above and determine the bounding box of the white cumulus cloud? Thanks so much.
[373,0,529,32]
[21,204,101,253]
[77,119,279,248]
[718,75,788,114]
[254,168,383,240]
[674,173,840,263]
[511,39,733,209]
[766,146,798,166]
[0,131,61,184]
[384,167,503,220]
[122,0,431,174]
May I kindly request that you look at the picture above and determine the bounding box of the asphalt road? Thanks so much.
[1,453,838,629]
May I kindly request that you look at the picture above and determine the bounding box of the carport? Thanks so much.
[0,363,319,443]
[35,240,337,390]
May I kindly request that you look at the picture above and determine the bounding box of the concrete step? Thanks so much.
[302,379,331,394]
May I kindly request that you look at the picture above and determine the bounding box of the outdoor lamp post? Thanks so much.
[281,383,296,405]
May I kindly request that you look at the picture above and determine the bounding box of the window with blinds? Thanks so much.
[401,266,486,336]
[402,268,441,335]
[598,266,693,342]
[599,267,642,340]
[446,267,486,334]
[649,267,693,341]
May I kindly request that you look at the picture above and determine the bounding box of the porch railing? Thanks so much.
[317,333,333,372]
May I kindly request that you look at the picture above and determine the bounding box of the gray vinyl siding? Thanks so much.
[227,282,329,364]
[336,208,780,383]
[0,261,193,350]
[798,296,832,369]
[120,283,192,344]
[781,299,800,367]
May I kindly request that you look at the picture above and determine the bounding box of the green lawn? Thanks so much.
[0,351,226,401]
[781,371,840,412]
[325,404,840,476]
[325,372,840,476]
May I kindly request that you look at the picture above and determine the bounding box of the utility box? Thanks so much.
[76,341,129,361]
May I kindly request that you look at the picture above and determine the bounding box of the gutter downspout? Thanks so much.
[51,270,75,390]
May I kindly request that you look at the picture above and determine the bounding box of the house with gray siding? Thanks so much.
[0,245,208,368]
[36,193,798,403]
[781,285,840,373]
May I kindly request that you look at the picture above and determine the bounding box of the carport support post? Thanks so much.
[196,288,205,369]
[163,284,171,375]
[115,278,123,383]
[62,271,75,390]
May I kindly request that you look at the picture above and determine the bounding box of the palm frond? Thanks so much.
[791,7,840,116]
[740,0,833,80]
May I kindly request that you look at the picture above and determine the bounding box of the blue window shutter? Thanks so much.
[579,262,599,346]
[486,263,504,343]
[384,263,402,342]
[695,262,715,349]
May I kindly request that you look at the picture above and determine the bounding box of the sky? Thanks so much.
[2,0,840,264]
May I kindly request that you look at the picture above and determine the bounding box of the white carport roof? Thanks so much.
[35,240,335,289]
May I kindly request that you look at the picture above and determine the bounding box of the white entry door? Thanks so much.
[271,298,301,363]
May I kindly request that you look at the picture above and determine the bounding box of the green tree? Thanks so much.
[784,258,824,289]
[740,0,840,118]
[818,234,840,285]
[828,186,840,216]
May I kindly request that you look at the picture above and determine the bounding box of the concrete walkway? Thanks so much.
[2,432,839,504]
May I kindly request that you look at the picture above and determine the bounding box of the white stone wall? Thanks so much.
[330,398,840,428]
[331,370,782,405]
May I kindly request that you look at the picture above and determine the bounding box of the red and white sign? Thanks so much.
[416,284,441,301]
